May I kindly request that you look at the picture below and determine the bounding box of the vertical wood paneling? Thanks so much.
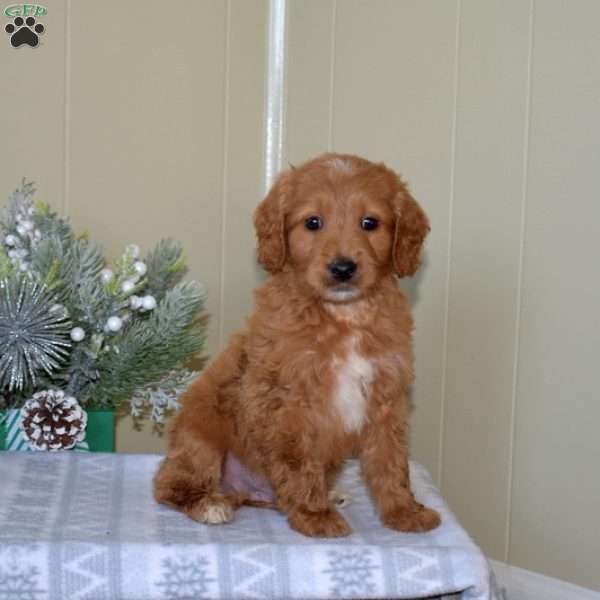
[511,0,600,589]
[219,0,268,342]
[285,0,336,164]
[68,0,227,353]
[441,0,532,560]
[0,0,67,208]
[66,0,228,452]
[330,0,458,479]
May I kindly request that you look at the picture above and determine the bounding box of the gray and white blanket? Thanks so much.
[0,452,500,599]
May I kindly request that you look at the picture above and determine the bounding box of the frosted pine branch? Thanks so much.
[130,368,198,427]
[0,182,208,418]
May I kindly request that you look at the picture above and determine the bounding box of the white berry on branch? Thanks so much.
[70,327,86,342]
[141,295,157,311]
[106,316,123,332]
[134,261,147,276]
[121,280,136,295]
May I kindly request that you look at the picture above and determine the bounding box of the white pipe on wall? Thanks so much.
[263,0,287,194]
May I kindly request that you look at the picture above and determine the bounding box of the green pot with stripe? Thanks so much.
[0,408,114,453]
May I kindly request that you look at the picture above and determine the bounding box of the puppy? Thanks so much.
[153,153,441,537]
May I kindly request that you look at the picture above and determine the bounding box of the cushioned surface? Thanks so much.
[0,452,499,599]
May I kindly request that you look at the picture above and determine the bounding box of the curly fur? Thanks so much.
[153,153,440,537]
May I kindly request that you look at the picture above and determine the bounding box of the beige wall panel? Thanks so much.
[115,413,166,454]
[330,0,459,478]
[285,0,335,163]
[0,1,66,210]
[66,0,228,452]
[511,0,600,590]
[219,0,268,344]
[441,0,531,560]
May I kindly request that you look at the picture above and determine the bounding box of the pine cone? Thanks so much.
[19,390,88,451]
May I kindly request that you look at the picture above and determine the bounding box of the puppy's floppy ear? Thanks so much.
[254,172,292,273]
[391,184,430,278]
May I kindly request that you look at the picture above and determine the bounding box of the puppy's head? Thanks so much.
[254,153,429,303]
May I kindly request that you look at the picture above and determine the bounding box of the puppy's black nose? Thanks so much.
[328,258,357,282]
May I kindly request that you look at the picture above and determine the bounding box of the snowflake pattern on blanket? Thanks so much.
[323,549,378,596]
[0,564,43,600]
[155,555,215,599]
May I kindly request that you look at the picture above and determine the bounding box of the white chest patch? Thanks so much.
[333,340,374,433]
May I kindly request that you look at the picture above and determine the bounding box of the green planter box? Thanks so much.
[0,408,114,452]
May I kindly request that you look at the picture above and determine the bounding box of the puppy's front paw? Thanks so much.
[186,495,235,525]
[288,507,352,538]
[383,503,441,533]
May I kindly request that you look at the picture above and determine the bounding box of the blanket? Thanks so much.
[0,452,500,599]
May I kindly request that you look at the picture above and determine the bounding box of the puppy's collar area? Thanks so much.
[322,296,376,326]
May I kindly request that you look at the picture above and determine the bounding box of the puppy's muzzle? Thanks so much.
[328,258,358,282]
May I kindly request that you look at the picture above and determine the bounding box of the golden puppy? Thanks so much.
[153,153,441,537]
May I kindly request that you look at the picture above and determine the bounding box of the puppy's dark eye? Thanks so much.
[361,216,379,231]
[305,216,323,231]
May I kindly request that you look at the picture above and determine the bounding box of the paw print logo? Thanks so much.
[5,16,45,48]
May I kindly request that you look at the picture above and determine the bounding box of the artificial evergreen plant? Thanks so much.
[0,181,206,448]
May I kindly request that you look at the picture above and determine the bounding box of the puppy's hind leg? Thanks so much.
[154,332,248,524]
[153,380,236,524]
[154,436,234,524]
